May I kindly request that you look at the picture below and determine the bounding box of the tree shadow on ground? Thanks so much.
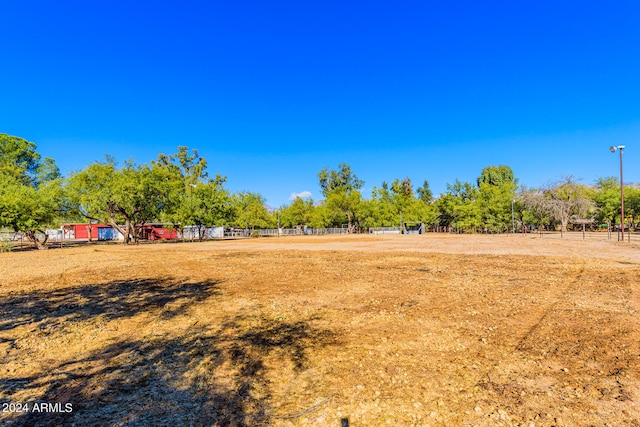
[0,279,338,426]
[0,277,222,332]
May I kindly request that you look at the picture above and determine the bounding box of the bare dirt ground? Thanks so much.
[0,234,639,426]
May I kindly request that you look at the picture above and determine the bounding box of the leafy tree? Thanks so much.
[592,176,621,225]
[390,177,413,215]
[416,180,433,203]
[0,176,64,249]
[153,146,232,238]
[434,193,455,229]
[231,192,274,230]
[155,146,208,186]
[317,163,364,232]
[477,165,516,187]
[318,163,364,196]
[624,186,640,229]
[369,177,435,228]
[65,157,116,241]
[279,197,315,228]
[323,189,363,232]
[108,161,177,243]
[0,134,63,249]
[476,165,518,232]
[190,178,234,235]
[438,179,481,232]
[66,158,175,244]
[369,182,397,226]
[67,147,232,243]
[0,134,49,185]
[306,202,329,229]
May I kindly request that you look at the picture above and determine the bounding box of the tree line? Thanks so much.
[0,134,637,249]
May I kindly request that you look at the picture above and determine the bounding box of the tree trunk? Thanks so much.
[178,224,185,242]
[125,219,133,244]
[107,203,132,244]
[25,230,48,250]
[107,217,129,245]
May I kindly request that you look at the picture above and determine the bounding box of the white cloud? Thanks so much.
[289,190,312,201]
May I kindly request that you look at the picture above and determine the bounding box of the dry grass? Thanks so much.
[0,234,639,426]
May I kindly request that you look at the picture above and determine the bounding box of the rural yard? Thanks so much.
[0,234,639,426]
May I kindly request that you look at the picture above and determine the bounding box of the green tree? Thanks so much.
[153,146,232,238]
[384,177,434,227]
[67,158,175,244]
[65,157,116,241]
[390,177,413,217]
[625,186,640,229]
[318,163,364,196]
[476,165,518,232]
[591,176,621,225]
[232,192,274,231]
[434,193,456,229]
[323,189,363,232]
[306,202,329,229]
[280,197,315,228]
[369,182,397,226]
[0,134,63,249]
[190,178,234,235]
[0,134,51,185]
[411,197,437,227]
[439,179,481,232]
[416,180,433,203]
[477,165,516,187]
[317,163,364,232]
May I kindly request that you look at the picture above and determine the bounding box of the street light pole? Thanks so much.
[610,145,625,241]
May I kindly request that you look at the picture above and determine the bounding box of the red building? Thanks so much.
[139,224,179,240]
[60,223,177,241]
[61,223,114,240]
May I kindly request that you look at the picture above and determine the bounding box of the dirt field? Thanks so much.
[1,234,639,426]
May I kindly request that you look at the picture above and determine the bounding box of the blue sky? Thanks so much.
[2,1,639,207]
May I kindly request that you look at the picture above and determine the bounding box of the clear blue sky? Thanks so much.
[2,1,639,207]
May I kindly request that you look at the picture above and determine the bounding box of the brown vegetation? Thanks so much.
[0,235,639,426]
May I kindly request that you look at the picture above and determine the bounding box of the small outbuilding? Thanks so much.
[403,222,426,234]
[61,223,117,240]
[139,224,179,241]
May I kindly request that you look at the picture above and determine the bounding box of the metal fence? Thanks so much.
[505,230,637,242]
[5,227,634,250]
[0,231,19,241]
[241,227,350,237]
[181,226,224,240]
